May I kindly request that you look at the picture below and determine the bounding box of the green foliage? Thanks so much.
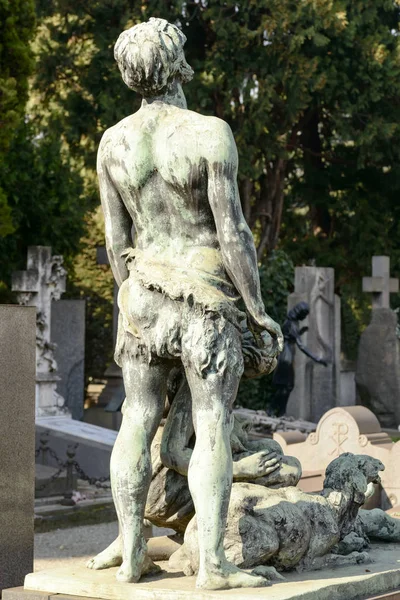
[236,250,294,410]
[4,0,400,398]
[0,122,86,296]
[68,208,114,380]
[0,0,35,234]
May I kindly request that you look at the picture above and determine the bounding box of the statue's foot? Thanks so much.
[252,565,286,581]
[116,550,162,583]
[86,537,122,570]
[196,561,270,590]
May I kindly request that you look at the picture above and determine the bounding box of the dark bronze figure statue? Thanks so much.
[270,301,327,417]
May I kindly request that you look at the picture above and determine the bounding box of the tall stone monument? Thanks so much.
[356,256,400,428]
[51,299,86,420]
[286,266,341,422]
[11,247,121,482]
[12,246,69,417]
[0,305,36,591]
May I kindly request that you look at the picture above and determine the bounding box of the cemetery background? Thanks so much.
[2,3,400,599]
[1,0,400,495]
[2,0,400,415]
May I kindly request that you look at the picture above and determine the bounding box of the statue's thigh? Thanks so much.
[181,312,243,379]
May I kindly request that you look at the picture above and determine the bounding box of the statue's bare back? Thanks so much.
[100,102,237,282]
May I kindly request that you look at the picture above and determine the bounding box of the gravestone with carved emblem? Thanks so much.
[274,405,399,510]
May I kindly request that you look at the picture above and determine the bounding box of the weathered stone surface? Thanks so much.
[22,544,400,600]
[286,267,340,422]
[274,406,400,510]
[0,306,36,591]
[359,509,400,543]
[176,453,383,574]
[51,299,85,420]
[3,589,50,600]
[338,359,356,407]
[356,308,400,428]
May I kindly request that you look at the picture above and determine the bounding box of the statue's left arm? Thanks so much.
[97,131,133,286]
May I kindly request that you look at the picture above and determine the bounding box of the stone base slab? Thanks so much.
[13,544,400,600]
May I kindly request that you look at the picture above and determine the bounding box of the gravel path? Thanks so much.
[34,521,119,571]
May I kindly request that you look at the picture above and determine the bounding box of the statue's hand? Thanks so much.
[250,314,283,354]
[234,451,281,480]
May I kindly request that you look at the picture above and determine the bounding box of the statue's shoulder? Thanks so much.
[99,114,135,144]
[185,109,232,134]
[182,110,236,162]
[97,114,137,166]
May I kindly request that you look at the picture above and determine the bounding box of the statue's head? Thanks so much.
[287,301,309,322]
[114,18,194,97]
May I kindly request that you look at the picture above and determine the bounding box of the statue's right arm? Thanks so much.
[97,131,133,287]
[206,120,283,350]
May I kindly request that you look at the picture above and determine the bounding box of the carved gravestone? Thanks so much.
[356,256,400,428]
[274,405,400,510]
[286,266,341,422]
[12,246,68,417]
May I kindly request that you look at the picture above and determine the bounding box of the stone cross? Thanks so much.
[12,246,68,417]
[362,256,399,309]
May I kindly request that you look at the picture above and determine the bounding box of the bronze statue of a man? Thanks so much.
[97,17,283,590]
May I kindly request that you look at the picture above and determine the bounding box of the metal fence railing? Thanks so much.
[35,431,111,505]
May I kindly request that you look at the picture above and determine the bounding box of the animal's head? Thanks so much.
[323,453,384,506]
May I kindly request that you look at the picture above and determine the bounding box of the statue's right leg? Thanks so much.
[110,357,170,583]
[182,316,269,590]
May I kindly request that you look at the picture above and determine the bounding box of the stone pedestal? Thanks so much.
[0,306,36,592]
[286,267,340,422]
[9,543,400,600]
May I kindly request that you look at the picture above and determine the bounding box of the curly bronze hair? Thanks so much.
[114,18,194,97]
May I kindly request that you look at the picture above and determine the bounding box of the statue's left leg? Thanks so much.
[87,535,123,570]
[110,357,170,583]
